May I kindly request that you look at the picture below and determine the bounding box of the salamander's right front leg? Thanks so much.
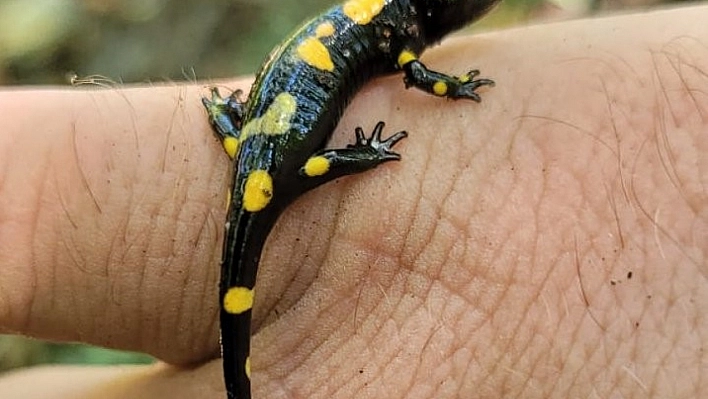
[202,87,246,159]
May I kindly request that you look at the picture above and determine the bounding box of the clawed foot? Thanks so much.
[202,87,246,132]
[349,121,408,161]
[453,70,495,102]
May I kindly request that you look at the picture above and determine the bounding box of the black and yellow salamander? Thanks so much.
[202,0,500,397]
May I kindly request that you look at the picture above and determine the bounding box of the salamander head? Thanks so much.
[416,0,502,43]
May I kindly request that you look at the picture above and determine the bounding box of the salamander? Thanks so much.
[202,0,500,397]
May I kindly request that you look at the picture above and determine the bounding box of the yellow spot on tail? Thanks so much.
[245,357,251,379]
[315,22,335,38]
[222,137,239,159]
[343,0,385,25]
[433,81,448,96]
[303,156,330,177]
[397,50,417,68]
[459,74,471,83]
[240,92,297,140]
[297,37,334,71]
[223,286,255,314]
[243,170,273,212]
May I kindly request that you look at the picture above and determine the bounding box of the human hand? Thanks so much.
[0,5,706,398]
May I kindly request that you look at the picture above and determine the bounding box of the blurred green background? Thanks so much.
[0,0,698,375]
[0,0,696,85]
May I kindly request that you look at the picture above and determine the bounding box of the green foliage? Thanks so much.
[0,335,152,372]
[0,0,695,84]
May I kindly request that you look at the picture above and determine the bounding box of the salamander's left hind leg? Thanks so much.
[202,87,246,159]
[299,121,407,190]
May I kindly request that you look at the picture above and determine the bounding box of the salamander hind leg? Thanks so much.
[397,50,495,102]
[202,87,246,159]
[300,121,408,189]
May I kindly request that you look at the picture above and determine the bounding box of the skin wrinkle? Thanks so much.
[398,113,433,274]
[255,250,331,374]
[424,287,478,396]
[561,314,599,397]
[323,326,368,397]
[353,267,409,381]
[516,95,632,398]
[252,231,299,332]
[280,200,328,319]
[353,242,405,337]
[157,129,213,359]
[159,90,185,174]
[257,188,345,332]
[402,272,466,397]
[403,294,442,396]
[298,293,369,397]
[49,121,92,321]
[497,280,533,393]
[514,248,562,394]
[328,270,396,397]
[448,320,479,396]
[183,211,216,354]
[0,152,9,323]
[382,316,422,398]
[160,149,195,349]
[28,141,53,334]
[265,240,369,394]
[192,213,221,360]
[71,121,104,215]
[277,296,330,382]
[55,88,224,364]
[550,273,581,397]
[136,106,189,350]
[529,78,640,394]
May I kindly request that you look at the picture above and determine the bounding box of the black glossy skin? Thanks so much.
[202,1,501,398]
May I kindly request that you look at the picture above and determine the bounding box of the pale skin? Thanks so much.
[0,5,706,398]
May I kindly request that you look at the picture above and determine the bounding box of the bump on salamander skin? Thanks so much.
[202,0,501,398]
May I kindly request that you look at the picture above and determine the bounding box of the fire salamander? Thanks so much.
[202,0,500,397]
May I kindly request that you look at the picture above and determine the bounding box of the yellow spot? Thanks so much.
[459,74,471,83]
[303,156,330,177]
[397,50,417,68]
[343,0,385,25]
[315,22,335,38]
[245,357,251,379]
[297,37,334,71]
[243,170,273,212]
[240,93,297,140]
[433,81,448,96]
[223,137,239,159]
[225,189,232,211]
[223,286,255,314]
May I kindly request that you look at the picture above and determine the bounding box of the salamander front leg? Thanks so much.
[299,121,407,190]
[397,50,494,102]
